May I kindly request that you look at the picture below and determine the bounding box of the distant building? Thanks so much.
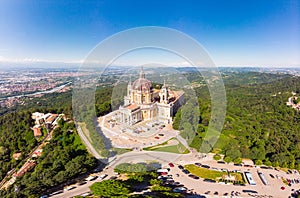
[13,160,36,177]
[45,114,58,125]
[32,112,45,125]
[32,149,43,158]
[119,68,184,126]
[32,112,62,130]
[12,153,22,160]
[32,127,42,137]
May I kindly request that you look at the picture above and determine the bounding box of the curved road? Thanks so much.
[52,150,192,198]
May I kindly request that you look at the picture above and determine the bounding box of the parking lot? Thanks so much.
[51,150,300,198]
[167,159,300,198]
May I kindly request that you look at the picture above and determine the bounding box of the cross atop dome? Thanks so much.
[140,67,145,78]
[162,79,168,88]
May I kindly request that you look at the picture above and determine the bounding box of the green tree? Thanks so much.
[213,154,221,161]
[255,159,263,166]
[224,156,231,163]
[150,179,162,186]
[233,157,242,164]
[151,185,171,192]
[90,180,130,197]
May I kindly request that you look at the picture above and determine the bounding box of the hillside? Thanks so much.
[186,74,300,168]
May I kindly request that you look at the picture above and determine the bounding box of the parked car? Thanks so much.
[195,162,202,166]
[269,174,275,179]
[99,174,108,180]
[168,163,174,167]
[242,189,258,193]
[64,185,76,191]
[178,165,184,169]
[77,181,87,186]
[50,190,63,196]
[188,174,199,180]
[80,192,92,196]
[85,175,98,181]
[201,165,210,169]
[203,179,216,183]
[182,169,190,174]
[217,161,225,164]
[234,163,242,166]
[173,187,187,193]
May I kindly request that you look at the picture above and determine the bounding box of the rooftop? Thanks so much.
[126,104,140,111]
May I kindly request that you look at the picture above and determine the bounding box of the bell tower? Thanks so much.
[159,80,169,104]
[124,75,132,105]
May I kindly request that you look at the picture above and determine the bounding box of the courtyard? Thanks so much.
[97,111,188,151]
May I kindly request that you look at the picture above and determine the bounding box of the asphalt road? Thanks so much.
[51,150,185,198]
[51,150,300,198]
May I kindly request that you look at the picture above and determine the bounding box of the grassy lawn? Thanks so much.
[143,140,169,150]
[78,122,92,142]
[144,138,189,154]
[78,122,92,143]
[111,148,133,155]
[184,164,245,183]
[185,164,223,180]
[152,143,190,154]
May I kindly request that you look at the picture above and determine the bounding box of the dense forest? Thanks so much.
[174,73,300,168]
[0,111,36,181]
[0,119,97,198]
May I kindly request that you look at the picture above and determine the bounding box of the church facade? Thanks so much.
[119,69,184,126]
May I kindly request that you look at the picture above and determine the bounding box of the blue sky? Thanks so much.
[0,0,299,67]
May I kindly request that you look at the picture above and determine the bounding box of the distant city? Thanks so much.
[1,66,299,109]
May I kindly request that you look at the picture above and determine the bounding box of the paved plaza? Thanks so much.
[97,111,187,150]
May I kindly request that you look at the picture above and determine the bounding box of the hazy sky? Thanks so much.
[0,0,299,67]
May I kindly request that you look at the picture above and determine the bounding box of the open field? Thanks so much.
[144,138,189,154]
[184,164,245,183]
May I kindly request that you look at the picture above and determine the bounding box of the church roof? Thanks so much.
[132,78,152,91]
[131,67,152,92]
[125,104,140,112]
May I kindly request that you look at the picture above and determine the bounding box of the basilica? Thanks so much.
[119,68,184,126]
